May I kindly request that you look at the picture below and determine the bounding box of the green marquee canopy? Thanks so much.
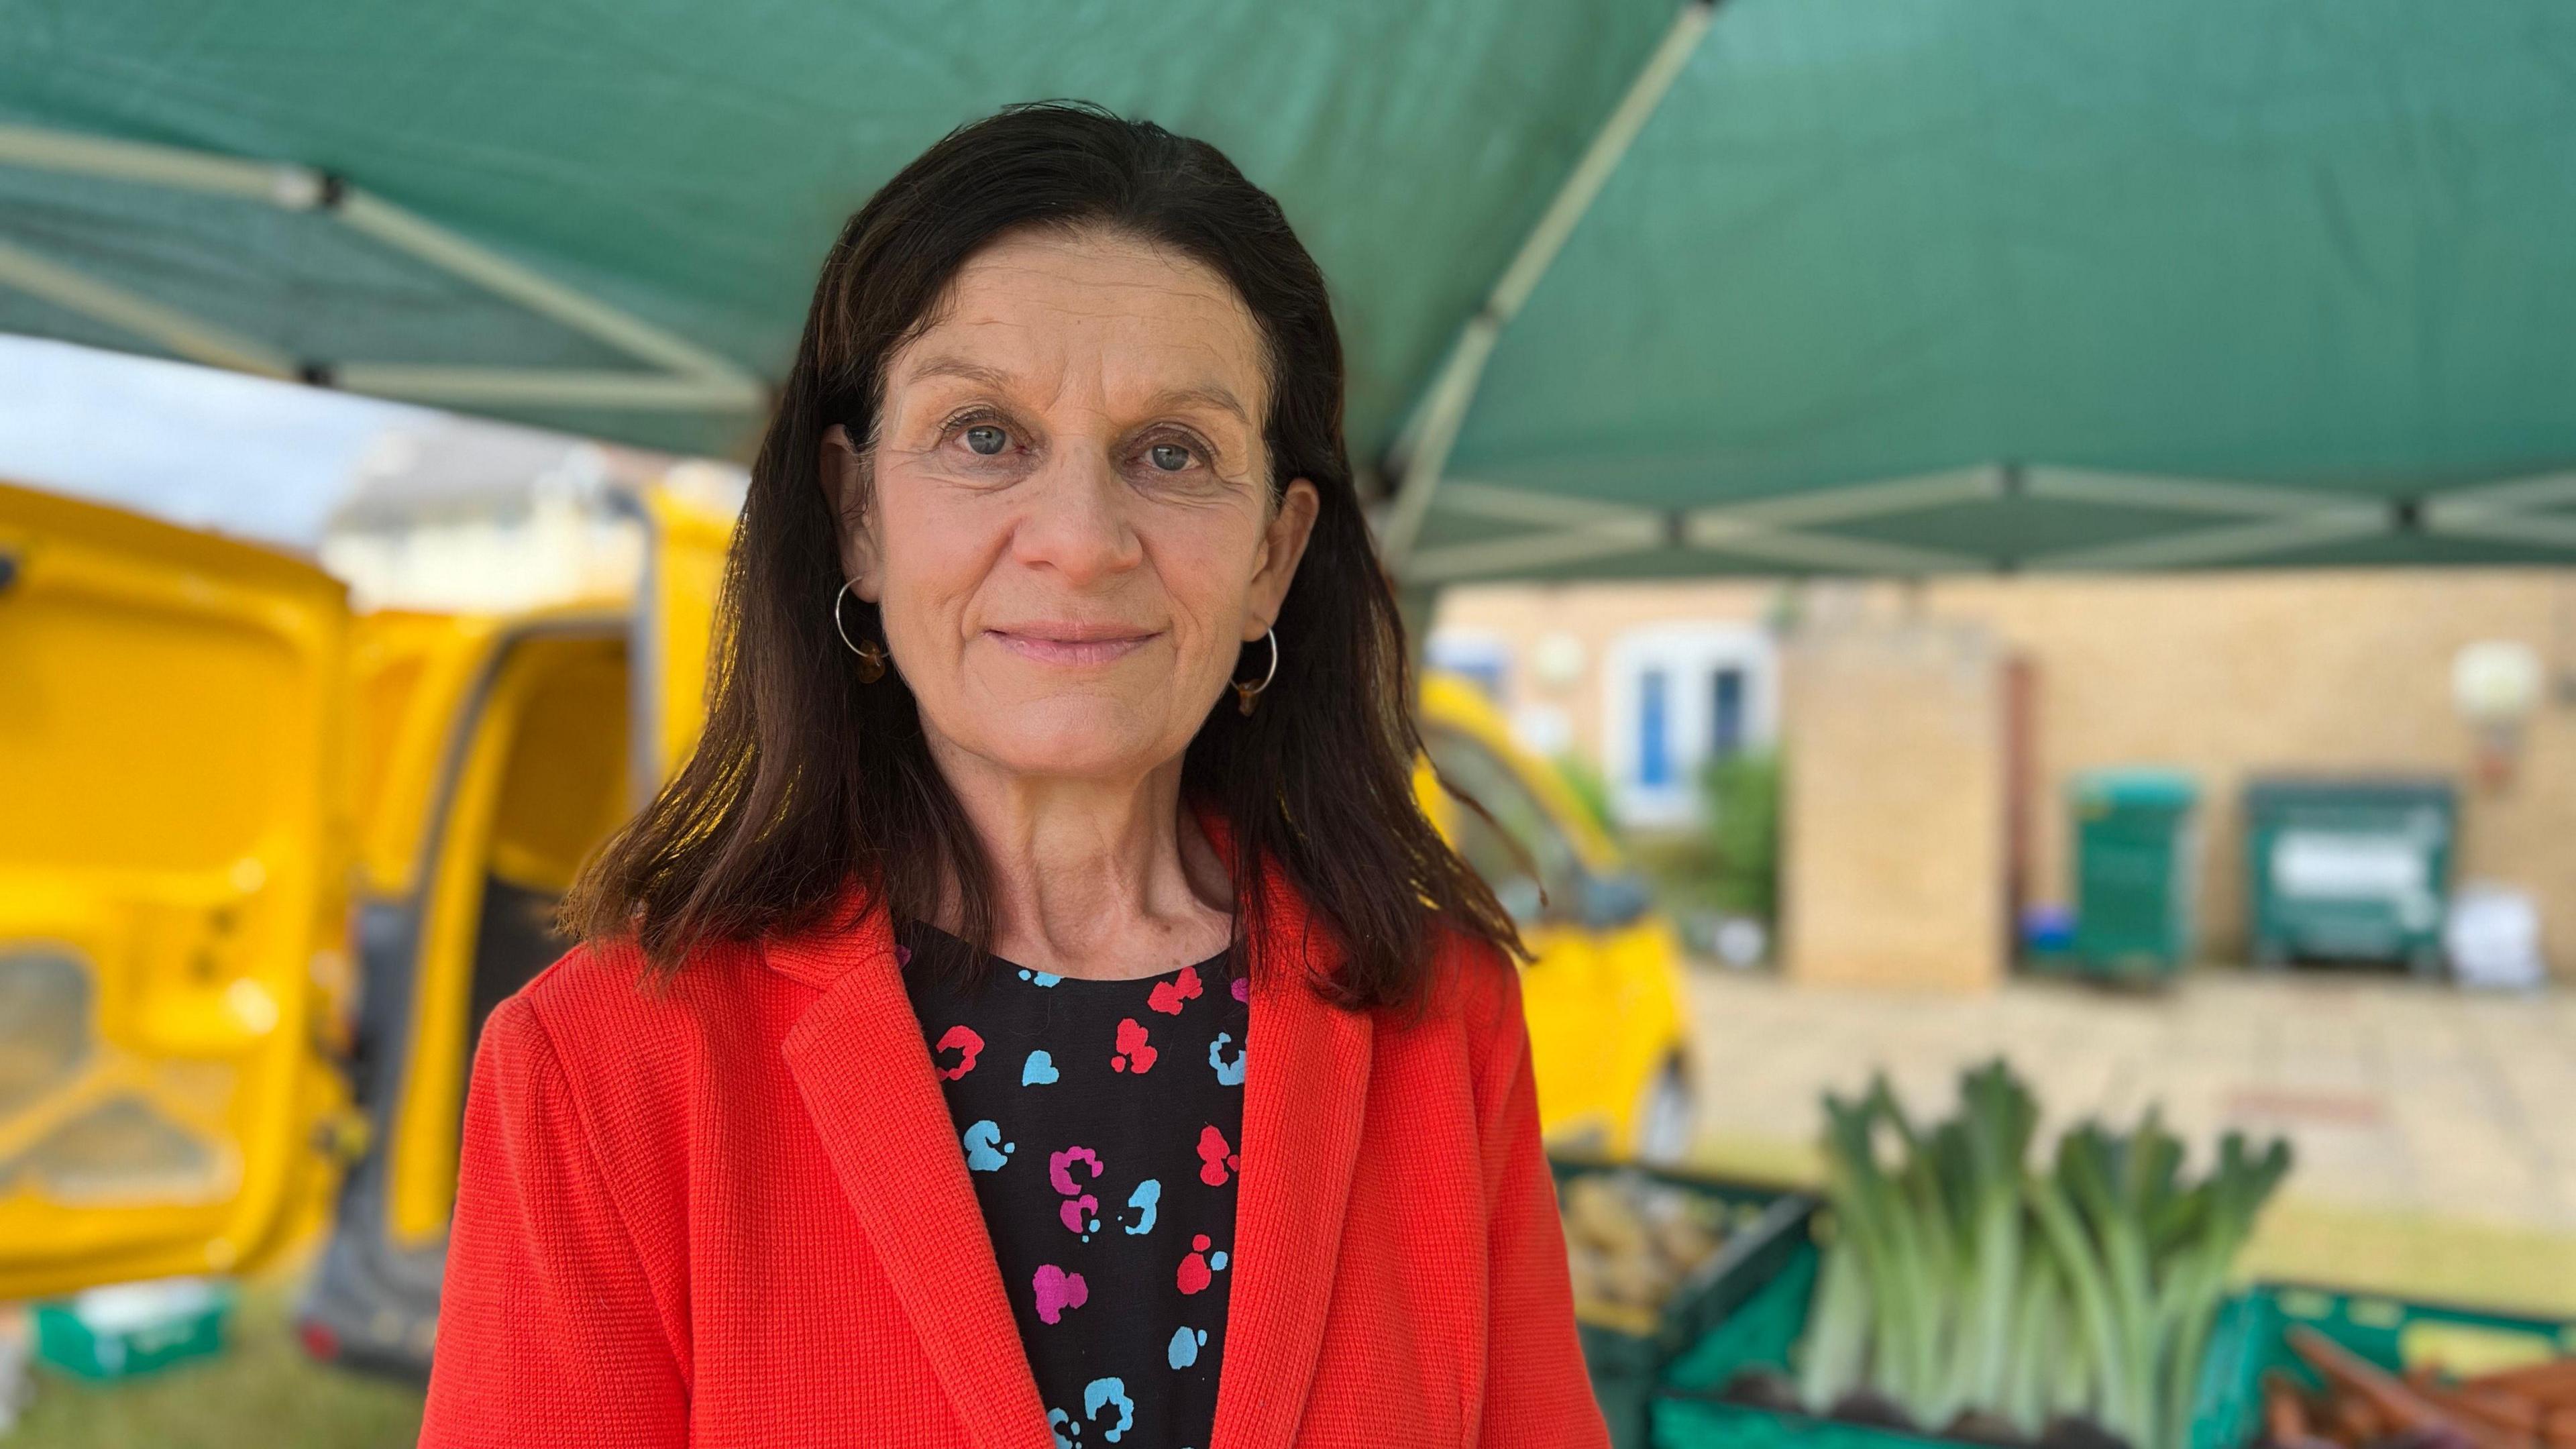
[6,1,2574,580]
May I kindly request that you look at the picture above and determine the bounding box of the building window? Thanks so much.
[1638,668,1672,787]
[1711,667,1745,759]
[1603,623,1779,828]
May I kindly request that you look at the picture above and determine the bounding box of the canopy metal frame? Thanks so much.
[0,123,768,415]
[1402,466,2576,584]
[1375,0,1720,569]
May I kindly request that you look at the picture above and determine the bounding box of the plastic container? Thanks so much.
[2244,777,2455,973]
[2065,769,2200,980]
[2444,881,2547,989]
[32,1276,232,1380]
[1551,1158,1817,1449]
[1654,1218,2167,1449]
[1655,1255,2576,1449]
[2189,1281,2576,1449]
[2018,903,2078,963]
[1650,1228,1953,1449]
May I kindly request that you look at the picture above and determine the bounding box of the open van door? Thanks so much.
[301,475,737,1375]
[0,481,356,1300]
[296,606,631,1373]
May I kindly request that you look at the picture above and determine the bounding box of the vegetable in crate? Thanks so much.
[1560,1168,1740,1331]
[1787,1059,2292,1449]
[2257,1326,2576,1449]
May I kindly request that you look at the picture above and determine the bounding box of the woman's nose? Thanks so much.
[1010,449,1144,584]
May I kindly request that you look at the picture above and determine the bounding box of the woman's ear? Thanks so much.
[1246,476,1322,634]
[818,423,884,602]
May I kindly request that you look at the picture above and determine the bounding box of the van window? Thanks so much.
[1423,726,1582,924]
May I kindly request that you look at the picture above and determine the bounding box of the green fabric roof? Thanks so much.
[0,0,1672,460]
[6,1,2575,576]
[1412,0,2576,580]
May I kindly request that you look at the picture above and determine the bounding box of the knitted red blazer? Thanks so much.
[418,835,1609,1448]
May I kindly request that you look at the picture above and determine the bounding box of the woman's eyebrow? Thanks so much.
[903,356,1248,425]
[1146,383,1251,425]
[902,356,1016,390]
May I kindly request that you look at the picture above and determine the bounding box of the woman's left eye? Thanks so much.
[1146,443,1194,472]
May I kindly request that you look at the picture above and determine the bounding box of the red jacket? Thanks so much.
[419,836,1609,1448]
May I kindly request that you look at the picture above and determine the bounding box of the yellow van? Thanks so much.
[1414,674,1697,1169]
[0,479,1695,1373]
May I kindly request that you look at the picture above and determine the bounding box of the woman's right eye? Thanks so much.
[963,425,1008,456]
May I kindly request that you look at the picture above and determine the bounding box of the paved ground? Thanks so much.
[1679,963,2576,1313]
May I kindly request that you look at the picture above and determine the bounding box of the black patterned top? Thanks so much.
[899,920,1250,1449]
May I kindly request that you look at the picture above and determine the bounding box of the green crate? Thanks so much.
[1653,1229,1956,1449]
[32,1277,232,1381]
[1658,1221,2182,1449]
[2188,1282,2576,1449]
[1551,1157,1817,1449]
[1654,1242,2576,1449]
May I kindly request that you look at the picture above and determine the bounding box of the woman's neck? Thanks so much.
[925,743,1234,981]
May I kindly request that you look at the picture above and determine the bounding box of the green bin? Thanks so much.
[2243,777,2454,974]
[1551,1158,1817,1449]
[2066,769,2200,979]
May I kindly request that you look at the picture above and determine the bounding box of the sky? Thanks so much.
[0,333,433,549]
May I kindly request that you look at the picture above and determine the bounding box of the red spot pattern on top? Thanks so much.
[1111,1017,1157,1074]
[1195,1125,1238,1187]
[1146,965,1203,1015]
[933,1024,983,1080]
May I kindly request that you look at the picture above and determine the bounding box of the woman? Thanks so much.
[421,102,1606,1449]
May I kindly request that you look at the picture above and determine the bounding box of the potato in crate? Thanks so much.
[1551,1157,1815,1449]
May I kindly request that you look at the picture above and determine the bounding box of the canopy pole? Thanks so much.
[0,123,292,200]
[1395,460,2576,582]
[2025,511,2391,571]
[1375,0,1719,573]
[330,364,765,411]
[0,122,764,409]
[0,237,299,378]
[331,191,757,390]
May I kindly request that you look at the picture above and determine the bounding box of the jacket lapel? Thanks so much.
[771,887,1055,1449]
[1201,810,1377,1449]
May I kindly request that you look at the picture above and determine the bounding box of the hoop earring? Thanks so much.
[833,580,889,684]
[1230,627,1279,716]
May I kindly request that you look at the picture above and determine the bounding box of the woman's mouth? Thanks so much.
[984,626,1159,666]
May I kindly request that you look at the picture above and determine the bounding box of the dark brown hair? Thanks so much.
[561,101,1523,1007]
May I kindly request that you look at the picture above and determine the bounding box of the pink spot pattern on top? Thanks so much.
[1032,1264,1089,1324]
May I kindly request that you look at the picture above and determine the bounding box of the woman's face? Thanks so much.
[821,227,1320,786]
